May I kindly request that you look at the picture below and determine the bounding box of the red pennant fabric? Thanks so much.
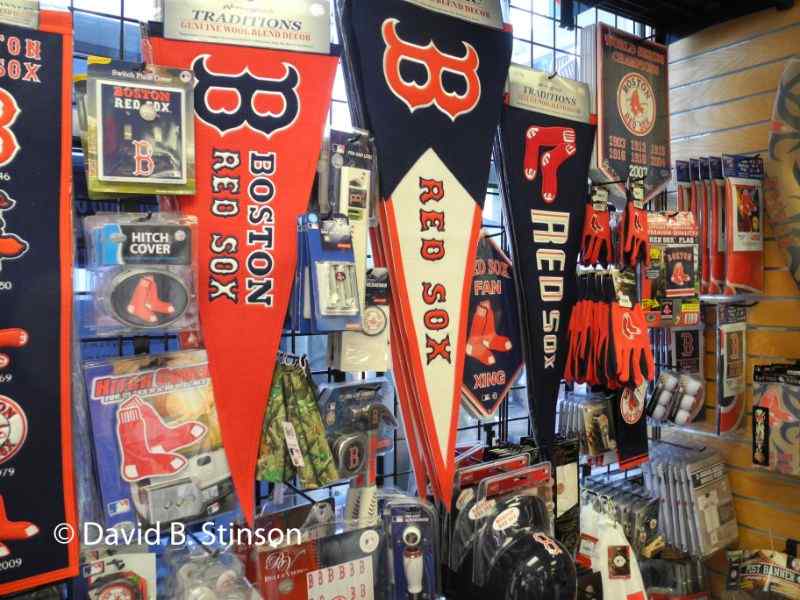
[149,35,337,524]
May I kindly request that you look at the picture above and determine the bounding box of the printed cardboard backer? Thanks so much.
[0,0,37,28]
[85,58,196,196]
[0,11,77,595]
[164,0,331,54]
[462,233,523,418]
[401,0,503,29]
[148,29,337,525]
[83,350,235,530]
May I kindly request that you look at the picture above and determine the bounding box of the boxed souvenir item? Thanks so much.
[83,350,235,528]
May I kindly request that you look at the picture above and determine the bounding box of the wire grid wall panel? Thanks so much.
[69,0,652,507]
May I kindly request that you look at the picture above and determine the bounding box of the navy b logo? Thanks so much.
[192,55,301,139]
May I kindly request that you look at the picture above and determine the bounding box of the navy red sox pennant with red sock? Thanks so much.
[148,31,337,525]
[496,66,596,450]
[0,11,77,595]
[339,0,511,504]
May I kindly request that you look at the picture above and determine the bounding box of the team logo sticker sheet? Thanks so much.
[496,65,596,449]
[462,233,523,418]
[85,58,195,196]
[148,26,338,524]
[338,0,511,504]
[0,10,78,595]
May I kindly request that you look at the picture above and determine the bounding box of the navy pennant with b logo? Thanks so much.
[340,0,511,504]
[497,66,596,450]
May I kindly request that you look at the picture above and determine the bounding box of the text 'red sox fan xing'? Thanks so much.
[496,65,596,450]
[338,0,511,505]
[148,28,337,525]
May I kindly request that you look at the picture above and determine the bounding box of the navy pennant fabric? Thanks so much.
[498,107,596,449]
[340,0,511,504]
[343,0,511,205]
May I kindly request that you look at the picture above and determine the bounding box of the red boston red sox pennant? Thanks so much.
[149,34,337,524]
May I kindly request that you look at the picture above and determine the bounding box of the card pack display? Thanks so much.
[752,364,800,477]
[641,211,700,327]
[82,213,199,337]
[496,64,596,449]
[462,232,523,418]
[254,526,385,600]
[148,28,338,525]
[257,355,339,489]
[384,498,440,600]
[83,350,235,529]
[645,446,737,557]
[580,23,671,200]
[722,153,764,295]
[84,57,195,196]
[0,10,78,595]
[74,552,156,600]
[715,305,747,434]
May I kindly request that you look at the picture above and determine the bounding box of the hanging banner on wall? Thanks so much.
[581,24,670,200]
[0,10,77,596]
[496,65,596,450]
[339,0,511,504]
[462,232,523,418]
[148,30,337,525]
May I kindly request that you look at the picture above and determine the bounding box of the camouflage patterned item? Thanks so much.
[257,360,339,488]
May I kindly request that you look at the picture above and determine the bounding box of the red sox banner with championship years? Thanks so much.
[496,65,596,450]
[339,0,511,504]
[148,30,337,525]
[582,24,670,199]
[0,11,77,595]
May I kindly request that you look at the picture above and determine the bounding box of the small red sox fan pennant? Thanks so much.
[148,30,337,525]
[496,65,596,450]
[339,0,511,505]
[0,11,77,595]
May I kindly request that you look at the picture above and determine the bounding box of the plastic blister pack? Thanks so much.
[647,370,705,426]
[384,497,440,600]
[82,213,199,337]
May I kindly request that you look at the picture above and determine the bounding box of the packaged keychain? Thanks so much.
[85,57,195,196]
[83,213,199,337]
[752,364,800,477]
